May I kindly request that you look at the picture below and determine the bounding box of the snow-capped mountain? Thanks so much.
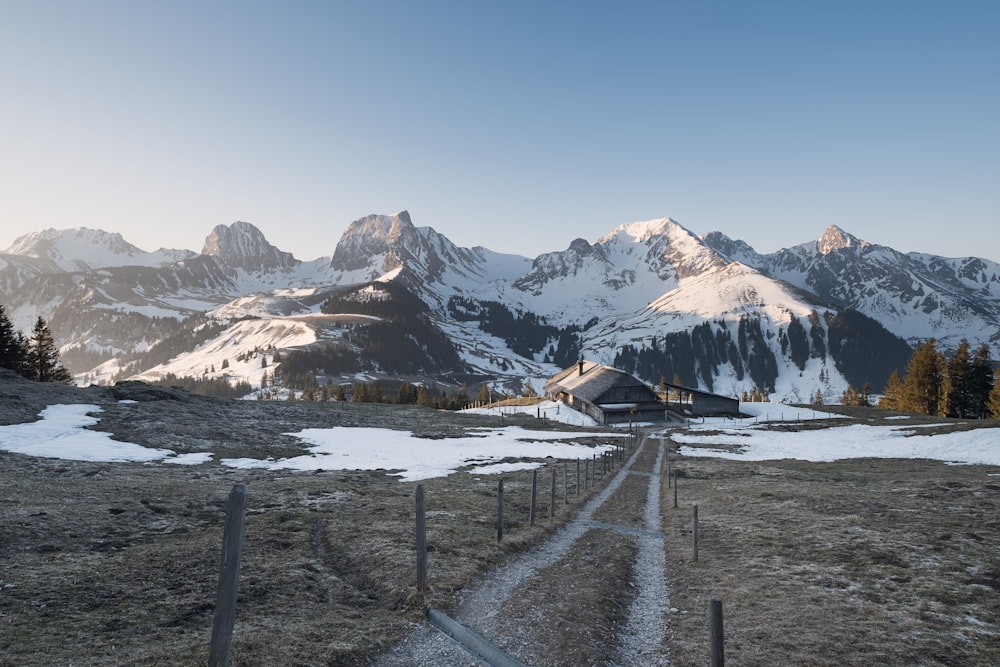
[2,212,997,402]
[3,227,195,273]
[702,225,1000,349]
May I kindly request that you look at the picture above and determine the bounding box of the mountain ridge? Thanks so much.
[2,213,997,402]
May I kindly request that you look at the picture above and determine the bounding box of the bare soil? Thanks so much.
[2,372,999,665]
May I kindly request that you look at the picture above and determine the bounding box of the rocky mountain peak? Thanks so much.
[817,225,866,255]
[201,221,296,271]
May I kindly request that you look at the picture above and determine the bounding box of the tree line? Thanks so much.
[0,303,72,384]
[839,338,1000,418]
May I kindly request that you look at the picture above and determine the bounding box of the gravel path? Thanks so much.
[613,437,669,666]
[374,432,671,666]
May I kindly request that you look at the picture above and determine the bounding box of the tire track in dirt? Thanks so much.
[375,433,671,666]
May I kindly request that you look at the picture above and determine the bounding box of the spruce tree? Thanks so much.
[969,344,995,419]
[944,340,972,418]
[25,317,72,384]
[0,304,27,373]
[900,339,945,415]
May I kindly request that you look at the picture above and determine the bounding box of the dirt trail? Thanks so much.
[375,432,671,666]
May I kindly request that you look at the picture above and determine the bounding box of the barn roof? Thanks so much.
[545,361,653,403]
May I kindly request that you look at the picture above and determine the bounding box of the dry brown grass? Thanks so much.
[663,440,1000,666]
[0,400,621,666]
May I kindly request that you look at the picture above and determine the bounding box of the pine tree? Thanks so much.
[522,379,537,398]
[812,388,824,405]
[944,340,972,418]
[900,339,945,415]
[861,382,872,407]
[969,344,995,419]
[25,317,72,383]
[476,382,491,405]
[0,304,27,374]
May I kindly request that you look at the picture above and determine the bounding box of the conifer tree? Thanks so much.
[969,344,995,419]
[900,339,945,415]
[522,379,536,398]
[812,388,824,405]
[840,385,861,406]
[0,304,27,374]
[944,340,972,418]
[25,317,72,383]
[476,382,491,405]
[457,382,470,406]
[989,377,1000,419]
[879,370,904,410]
[416,384,433,407]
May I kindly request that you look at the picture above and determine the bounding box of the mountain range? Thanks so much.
[2,212,998,403]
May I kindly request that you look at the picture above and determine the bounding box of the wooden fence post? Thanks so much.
[209,484,248,667]
[549,467,556,520]
[709,597,724,666]
[673,473,678,508]
[576,459,581,495]
[496,479,504,543]
[416,484,427,591]
[563,463,568,503]
[692,502,700,563]
[529,469,537,526]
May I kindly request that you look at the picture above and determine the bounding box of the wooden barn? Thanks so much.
[544,360,666,425]
[662,382,740,417]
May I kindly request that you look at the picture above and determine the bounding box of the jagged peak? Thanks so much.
[342,210,415,242]
[201,221,296,269]
[817,225,866,255]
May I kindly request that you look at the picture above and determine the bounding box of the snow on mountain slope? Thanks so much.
[4,227,195,272]
[585,262,820,359]
[704,225,1000,350]
[509,217,730,327]
[131,317,320,387]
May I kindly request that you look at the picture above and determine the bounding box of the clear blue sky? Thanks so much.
[2,1,998,261]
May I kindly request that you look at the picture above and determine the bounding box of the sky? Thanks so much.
[3,403,998,481]
[2,1,998,262]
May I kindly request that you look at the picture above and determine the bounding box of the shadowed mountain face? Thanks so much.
[2,214,997,400]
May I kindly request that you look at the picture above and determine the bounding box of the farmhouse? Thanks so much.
[545,360,742,424]
[544,360,666,425]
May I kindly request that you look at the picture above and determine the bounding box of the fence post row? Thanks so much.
[209,484,248,667]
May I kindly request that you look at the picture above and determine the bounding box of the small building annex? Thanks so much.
[544,360,665,425]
